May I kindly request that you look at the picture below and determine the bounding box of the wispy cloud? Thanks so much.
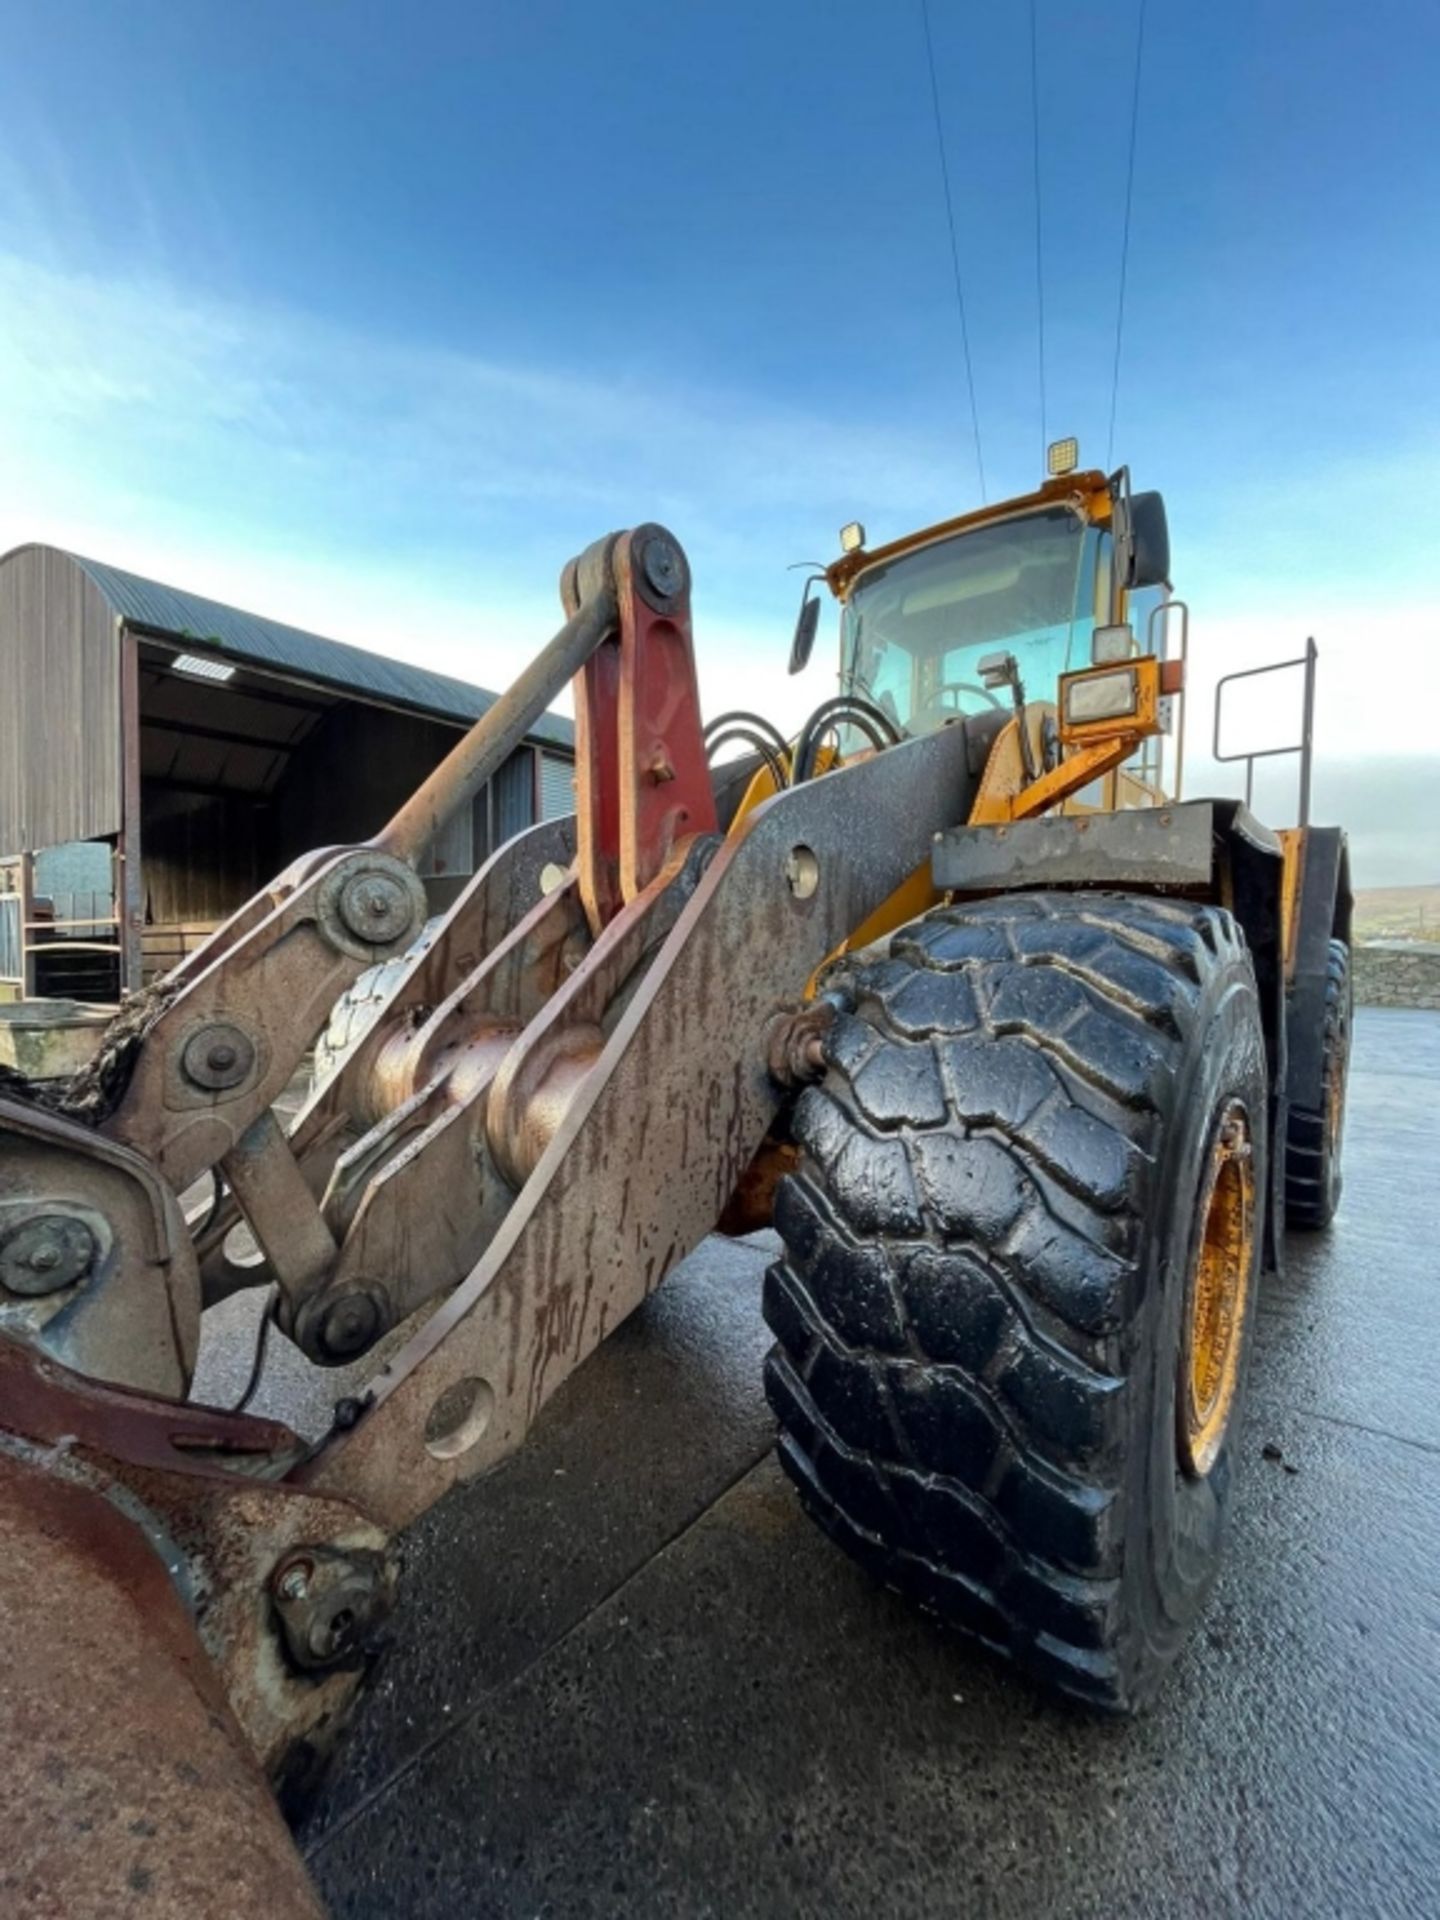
[0,249,968,726]
[0,250,953,575]
[1,249,1435,881]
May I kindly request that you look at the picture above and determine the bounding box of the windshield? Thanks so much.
[840,507,1110,735]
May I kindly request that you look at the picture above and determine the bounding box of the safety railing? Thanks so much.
[0,850,123,999]
[1146,598,1190,799]
[0,892,21,987]
[1212,636,1317,827]
[0,854,31,992]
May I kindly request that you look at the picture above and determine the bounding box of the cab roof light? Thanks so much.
[1091,623,1135,665]
[1046,436,1079,477]
[839,521,866,553]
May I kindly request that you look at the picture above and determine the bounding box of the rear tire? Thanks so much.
[1284,938,1351,1230]
[764,892,1268,1711]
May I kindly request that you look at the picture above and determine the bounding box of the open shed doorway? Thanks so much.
[134,641,554,983]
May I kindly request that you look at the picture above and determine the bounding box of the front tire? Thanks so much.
[764,892,1268,1711]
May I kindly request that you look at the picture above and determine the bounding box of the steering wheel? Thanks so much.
[916,680,1006,725]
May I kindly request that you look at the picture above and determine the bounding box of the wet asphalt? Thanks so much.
[300,1009,1440,1919]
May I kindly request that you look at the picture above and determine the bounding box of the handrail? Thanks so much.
[1212,637,1317,826]
[22,941,124,956]
[23,918,120,933]
[1147,598,1190,800]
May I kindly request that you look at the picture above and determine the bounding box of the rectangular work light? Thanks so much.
[173,653,236,683]
[1064,667,1138,726]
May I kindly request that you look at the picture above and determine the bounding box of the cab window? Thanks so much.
[841,507,1110,736]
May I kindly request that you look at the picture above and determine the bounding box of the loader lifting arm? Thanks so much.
[0,523,990,1915]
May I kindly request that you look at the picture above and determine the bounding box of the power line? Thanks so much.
[920,0,987,501]
[1106,0,1147,467]
[1028,0,1047,467]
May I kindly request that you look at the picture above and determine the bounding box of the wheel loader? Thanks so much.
[0,444,1351,1915]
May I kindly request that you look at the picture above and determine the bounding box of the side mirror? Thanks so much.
[977,650,1021,692]
[1128,491,1170,590]
[789,588,822,675]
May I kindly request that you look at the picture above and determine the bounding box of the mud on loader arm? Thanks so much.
[3,523,983,1471]
[0,525,985,1914]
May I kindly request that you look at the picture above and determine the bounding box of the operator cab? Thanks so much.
[838,505,1113,737]
[792,445,1173,796]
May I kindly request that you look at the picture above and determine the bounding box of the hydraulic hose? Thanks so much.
[793,696,900,784]
[704,726,790,795]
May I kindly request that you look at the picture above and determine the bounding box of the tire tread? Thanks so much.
[764,891,1249,1708]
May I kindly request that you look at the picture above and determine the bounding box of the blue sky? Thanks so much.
[2,0,1437,879]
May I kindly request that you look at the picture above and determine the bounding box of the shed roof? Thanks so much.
[4,545,574,749]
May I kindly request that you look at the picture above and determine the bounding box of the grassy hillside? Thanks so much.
[1353,884,1440,941]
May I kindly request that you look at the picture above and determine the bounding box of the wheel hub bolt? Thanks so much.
[276,1563,311,1603]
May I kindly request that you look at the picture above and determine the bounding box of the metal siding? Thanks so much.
[0,547,121,853]
[539,750,575,820]
[140,788,271,926]
[421,803,474,879]
[493,749,536,843]
[33,843,114,918]
[0,893,20,981]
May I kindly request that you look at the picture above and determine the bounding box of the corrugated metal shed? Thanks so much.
[1,542,577,999]
[59,548,575,749]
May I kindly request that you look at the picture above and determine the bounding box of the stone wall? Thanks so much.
[1353,940,1440,1010]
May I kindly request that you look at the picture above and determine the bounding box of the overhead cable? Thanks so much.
[1106,0,1148,467]
[1028,0,1048,467]
[920,0,987,501]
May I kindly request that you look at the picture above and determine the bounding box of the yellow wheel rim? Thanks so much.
[1179,1101,1256,1477]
